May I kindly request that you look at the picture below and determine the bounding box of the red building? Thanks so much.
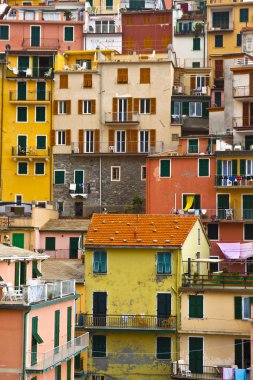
[122,9,172,54]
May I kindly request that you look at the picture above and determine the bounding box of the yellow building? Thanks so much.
[83,214,210,380]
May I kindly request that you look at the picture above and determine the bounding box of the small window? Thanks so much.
[45,236,55,250]
[59,74,68,89]
[93,251,107,273]
[58,101,67,115]
[193,37,200,50]
[64,26,74,42]
[172,134,179,142]
[83,100,92,114]
[18,162,28,175]
[15,195,23,205]
[36,136,46,149]
[237,34,242,47]
[92,335,106,357]
[83,74,92,88]
[54,170,65,185]
[242,297,251,319]
[209,255,219,272]
[36,106,46,122]
[140,99,150,114]
[35,162,45,175]
[140,68,150,84]
[188,139,199,153]
[189,295,203,318]
[189,102,202,117]
[157,252,171,274]
[192,62,200,68]
[17,107,28,122]
[56,131,66,145]
[106,0,113,10]
[240,8,248,22]
[111,166,120,181]
[198,158,209,176]
[156,337,171,360]
[215,35,223,48]
[244,224,253,240]
[117,68,128,84]
[207,224,219,240]
[160,160,171,177]
[183,194,200,209]
[0,25,9,40]
[141,166,146,180]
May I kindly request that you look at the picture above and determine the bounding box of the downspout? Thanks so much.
[50,76,53,202]
[22,309,30,380]
[0,58,5,200]
[99,63,103,213]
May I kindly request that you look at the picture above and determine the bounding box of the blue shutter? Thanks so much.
[164,253,171,274]
[100,252,107,273]
[157,253,164,273]
[93,252,99,273]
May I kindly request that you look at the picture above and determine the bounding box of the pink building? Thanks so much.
[0,243,88,380]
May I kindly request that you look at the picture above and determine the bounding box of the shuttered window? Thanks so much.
[60,75,68,89]
[67,307,72,342]
[35,162,45,175]
[189,295,203,318]
[67,360,71,380]
[140,68,150,84]
[64,26,74,42]
[54,310,60,351]
[45,237,55,251]
[193,37,200,50]
[188,139,198,153]
[17,107,27,122]
[93,251,107,273]
[83,74,92,88]
[54,170,65,184]
[183,194,201,209]
[36,136,46,149]
[160,160,171,177]
[157,252,171,274]
[215,35,223,48]
[36,106,46,122]
[117,68,128,84]
[157,337,171,359]
[18,162,28,175]
[237,34,242,47]
[240,8,248,22]
[0,25,9,40]
[92,335,106,357]
[198,159,209,176]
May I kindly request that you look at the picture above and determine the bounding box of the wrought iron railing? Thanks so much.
[104,112,140,123]
[171,362,223,379]
[215,175,253,187]
[22,38,60,49]
[12,146,50,157]
[182,273,253,288]
[71,141,164,155]
[9,91,51,101]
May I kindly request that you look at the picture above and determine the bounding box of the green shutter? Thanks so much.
[67,360,71,380]
[32,261,42,278]
[31,316,38,365]
[171,100,174,114]
[240,159,246,175]
[56,365,61,380]
[100,252,107,273]
[64,27,74,42]
[157,337,171,359]
[0,26,9,40]
[218,194,229,209]
[12,233,24,248]
[92,335,106,357]
[35,163,44,175]
[193,37,200,50]
[17,107,27,122]
[164,253,171,273]
[20,262,27,286]
[54,310,60,350]
[160,160,170,177]
[194,194,201,209]
[33,56,39,78]
[93,252,100,273]
[31,26,40,47]
[18,56,29,72]
[157,253,164,273]
[232,160,238,176]
[17,82,26,100]
[202,102,209,117]
[199,159,209,176]
[106,0,113,9]
[234,296,242,319]
[36,107,45,122]
[182,101,189,116]
[15,262,20,287]
[45,237,55,250]
[189,295,203,318]
[67,307,72,342]
[37,82,46,101]
[18,162,28,174]
[37,136,46,149]
[235,339,243,368]
[55,171,65,184]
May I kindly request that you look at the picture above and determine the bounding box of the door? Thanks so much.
[250,74,253,97]
[74,170,84,194]
[18,136,27,156]
[75,202,83,217]
[17,82,26,100]
[54,310,60,353]
[18,56,29,75]
[93,292,107,326]
[37,82,46,100]
[245,135,253,150]
[189,337,203,373]
[157,293,171,327]
[215,60,223,79]
[243,195,253,220]
[217,194,229,220]
[31,26,40,47]
[118,98,127,122]
[12,233,24,248]
[69,237,79,259]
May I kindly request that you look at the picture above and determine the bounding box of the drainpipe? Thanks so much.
[50,77,53,202]
[22,309,30,380]
[0,58,5,200]
[99,63,103,213]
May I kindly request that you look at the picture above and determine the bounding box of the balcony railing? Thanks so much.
[176,58,211,68]
[104,112,139,124]
[12,146,50,158]
[77,314,176,330]
[171,362,223,379]
[22,38,60,50]
[208,21,234,32]
[215,175,253,187]
[9,91,51,101]
[232,117,253,129]
[174,207,253,221]
[26,333,89,373]
[71,141,164,155]
[233,86,253,98]
[182,273,253,289]
[7,67,53,79]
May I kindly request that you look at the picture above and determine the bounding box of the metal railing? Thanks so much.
[6,67,53,79]
[176,58,211,68]
[12,146,50,157]
[26,333,89,372]
[182,273,253,289]
[232,116,253,129]
[173,208,253,221]
[104,112,139,123]
[171,362,223,379]
[38,249,83,259]
[77,314,176,330]
[233,86,252,98]
[71,141,164,155]
[208,20,234,31]
[9,91,51,101]
[22,38,60,49]
[215,175,253,187]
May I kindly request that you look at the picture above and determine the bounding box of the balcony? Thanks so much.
[215,175,253,188]
[22,38,60,50]
[7,67,53,79]
[171,363,223,380]
[12,146,50,160]
[37,248,83,259]
[9,91,51,103]
[1,280,75,305]
[173,86,210,96]
[104,112,139,125]
[176,58,211,68]
[208,21,233,32]
[77,314,177,331]
[182,273,253,289]
[71,141,164,155]
[233,86,253,99]
[172,208,253,221]
[26,333,89,373]
[232,117,253,129]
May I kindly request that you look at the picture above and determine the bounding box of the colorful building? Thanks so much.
[82,213,210,380]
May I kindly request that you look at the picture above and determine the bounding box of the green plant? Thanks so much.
[193,272,199,283]
[133,196,143,205]
[64,10,72,20]
[194,22,204,37]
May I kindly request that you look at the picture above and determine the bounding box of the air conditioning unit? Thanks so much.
[109,146,115,153]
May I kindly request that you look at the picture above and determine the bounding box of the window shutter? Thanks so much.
[66,129,71,145]
[157,253,164,273]
[67,307,72,342]
[171,100,174,114]
[60,75,68,89]
[190,76,196,91]
[206,76,210,87]
[240,159,246,175]
[78,100,83,115]
[94,130,100,153]
[150,129,156,148]
[91,100,96,114]
[234,296,242,319]
[126,130,138,153]
[51,130,56,146]
[197,296,203,318]
[217,160,222,175]
[128,98,132,121]
[84,74,92,87]
[78,129,84,153]
[150,98,156,114]
[140,68,150,84]
[243,102,249,126]
[118,68,128,83]
[134,98,139,113]
[235,340,243,368]
[109,129,114,148]
[202,102,209,117]
[112,98,118,121]
[160,160,170,177]
[157,337,171,360]
[93,261,99,272]
[182,102,189,116]
[66,100,71,115]
[164,253,171,273]
[15,262,20,287]
[199,159,209,176]
[195,194,201,209]
[100,252,107,272]
[232,160,237,176]
[53,100,58,115]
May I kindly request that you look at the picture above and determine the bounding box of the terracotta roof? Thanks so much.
[85,214,198,248]
[41,259,84,283]
[40,218,90,232]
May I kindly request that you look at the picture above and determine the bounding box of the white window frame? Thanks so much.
[83,100,92,115]
[196,76,205,88]
[139,130,149,153]
[17,162,28,175]
[209,255,219,272]
[242,297,250,320]
[115,130,126,153]
[85,130,94,153]
[58,100,67,115]
[141,165,146,181]
[63,26,74,42]
[246,160,253,175]
[111,166,121,181]
[189,102,202,117]
[16,106,28,123]
[35,106,46,123]
[0,24,10,41]
[54,169,65,185]
[36,135,47,150]
[34,162,45,176]
[95,20,115,33]
[139,98,151,114]
[56,130,66,145]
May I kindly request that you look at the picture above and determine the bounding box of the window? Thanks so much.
[0,25,9,40]
[36,106,46,122]
[92,376,105,380]
[58,101,67,115]
[64,26,74,42]
[237,34,242,47]
[36,136,46,149]
[83,100,92,114]
[183,194,200,209]
[85,130,94,153]
[160,160,171,177]
[240,8,248,22]
[157,252,171,274]
[45,237,55,250]
[209,255,219,272]
[188,139,199,153]
[115,130,126,153]
[244,224,253,240]
[83,74,92,88]
[141,166,146,180]
[156,337,171,359]
[189,295,203,318]
[93,251,107,273]
[35,162,45,175]
[235,297,253,320]
[246,160,253,175]
[193,37,200,50]
[17,107,27,122]
[198,158,209,176]
[215,35,223,48]
[59,74,68,89]
[106,0,113,10]
[56,131,66,145]
[140,99,150,114]
[15,195,23,205]
[189,102,202,117]
[125,36,134,50]
[54,170,65,185]
[92,335,106,357]
[111,166,120,181]
[139,130,149,153]
[207,224,219,240]
[117,68,128,84]
[32,260,42,278]
[192,62,200,68]
[18,162,28,175]
[196,76,205,88]
[95,20,115,33]
[212,11,229,29]
[140,68,150,84]
[172,134,179,141]
[214,91,222,107]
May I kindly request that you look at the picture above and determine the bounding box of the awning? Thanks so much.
[183,195,194,212]
[217,243,253,259]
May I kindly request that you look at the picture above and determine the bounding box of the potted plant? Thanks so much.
[64,10,72,20]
